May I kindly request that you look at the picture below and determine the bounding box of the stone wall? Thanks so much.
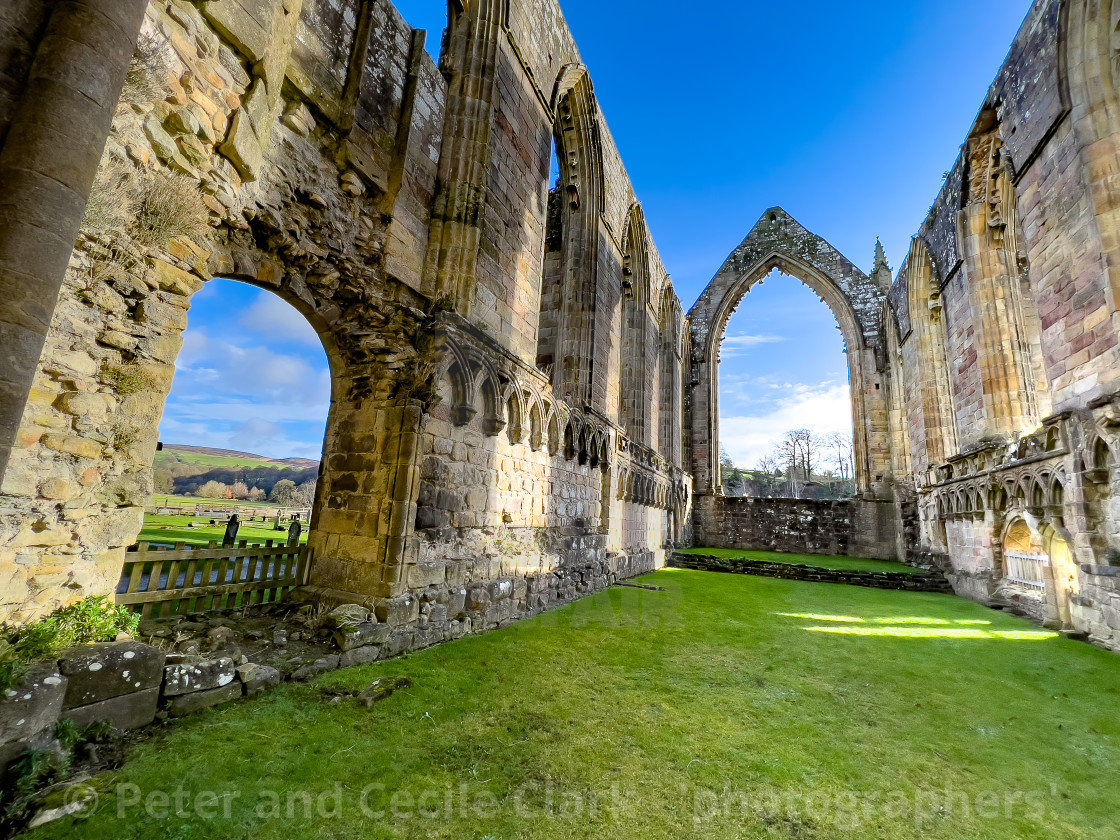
[692,495,899,561]
[884,0,1120,653]
[0,0,690,626]
[670,552,953,593]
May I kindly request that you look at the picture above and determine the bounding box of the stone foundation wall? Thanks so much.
[670,552,952,592]
[691,495,900,561]
[0,0,690,625]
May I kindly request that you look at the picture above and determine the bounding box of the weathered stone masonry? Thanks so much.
[7,0,1120,661]
[0,0,689,633]
[881,0,1120,650]
[682,0,1120,655]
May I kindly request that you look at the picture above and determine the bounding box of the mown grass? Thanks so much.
[137,515,308,548]
[679,547,920,575]
[22,570,1120,840]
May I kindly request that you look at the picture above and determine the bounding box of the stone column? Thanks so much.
[0,0,148,478]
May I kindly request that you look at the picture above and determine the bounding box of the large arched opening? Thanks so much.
[144,278,336,549]
[716,269,854,499]
[688,208,892,500]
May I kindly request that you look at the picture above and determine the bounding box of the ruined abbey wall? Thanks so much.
[0,0,688,627]
[887,0,1120,650]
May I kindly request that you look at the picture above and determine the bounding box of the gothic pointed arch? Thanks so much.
[619,203,655,445]
[535,63,605,405]
[687,208,891,497]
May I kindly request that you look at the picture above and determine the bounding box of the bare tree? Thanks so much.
[825,432,854,483]
[775,429,820,497]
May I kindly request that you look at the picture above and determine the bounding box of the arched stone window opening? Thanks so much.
[445,360,475,426]
[546,412,561,456]
[1050,478,1066,510]
[1092,437,1114,474]
[1001,518,1048,589]
[479,374,504,436]
[150,277,335,557]
[960,106,1050,431]
[534,65,603,405]
[577,428,589,466]
[712,268,856,500]
[505,392,523,445]
[563,421,576,461]
[687,209,888,500]
[1031,480,1046,511]
[1045,427,1061,452]
[658,286,684,468]
[620,205,655,446]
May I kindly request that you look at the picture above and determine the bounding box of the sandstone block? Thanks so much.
[59,641,165,707]
[64,687,159,731]
[333,623,390,652]
[220,109,263,182]
[375,596,418,626]
[0,663,67,746]
[291,655,340,681]
[162,657,237,696]
[42,435,102,460]
[163,682,243,718]
[154,260,204,295]
[236,663,281,697]
[339,646,382,668]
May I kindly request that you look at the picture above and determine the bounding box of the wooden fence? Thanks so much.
[116,540,312,619]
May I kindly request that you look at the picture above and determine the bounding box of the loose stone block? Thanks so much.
[290,655,340,681]
[163,682,243,718]
[0,663,67,746]
[64,687,159,731]
[236,663,281,697]
[59,641,165,708]
[333,622,390,652]
[162,657,237,696]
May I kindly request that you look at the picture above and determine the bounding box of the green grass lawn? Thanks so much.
[679,547,921,575]
[137,515,308,547]
[23,570,1120,839]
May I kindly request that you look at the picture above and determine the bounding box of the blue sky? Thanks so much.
[160,0,1032,462]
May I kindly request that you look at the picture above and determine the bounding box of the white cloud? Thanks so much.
[720,383,853,468]
[239,293,321,346]
[159,325,332,459]
[172,329,331,406]
[719,333,784,358]
[159,415,325,461]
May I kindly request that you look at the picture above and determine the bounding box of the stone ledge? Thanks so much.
[670,553,954,593]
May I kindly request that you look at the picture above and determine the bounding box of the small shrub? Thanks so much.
[0,597,139,693]
[132,171,210,253]
[390,357,441,412]
[122,33,170,107]
[82,156,137,244]
[101,364,148,396]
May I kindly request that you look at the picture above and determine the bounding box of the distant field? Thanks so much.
[155,444,319,471]
[148,494,286,510]
[137,515,309,547]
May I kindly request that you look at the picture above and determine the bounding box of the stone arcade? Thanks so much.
[3,0,1120,655]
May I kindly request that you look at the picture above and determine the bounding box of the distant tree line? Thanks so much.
[721,429,855,500]
[157,464,319,500]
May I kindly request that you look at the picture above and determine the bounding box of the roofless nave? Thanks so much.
[1,0,1119,652]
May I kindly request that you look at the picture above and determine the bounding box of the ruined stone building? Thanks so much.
[2,0,1120,654]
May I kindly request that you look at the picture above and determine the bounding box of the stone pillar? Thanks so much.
[0,0,147,478]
